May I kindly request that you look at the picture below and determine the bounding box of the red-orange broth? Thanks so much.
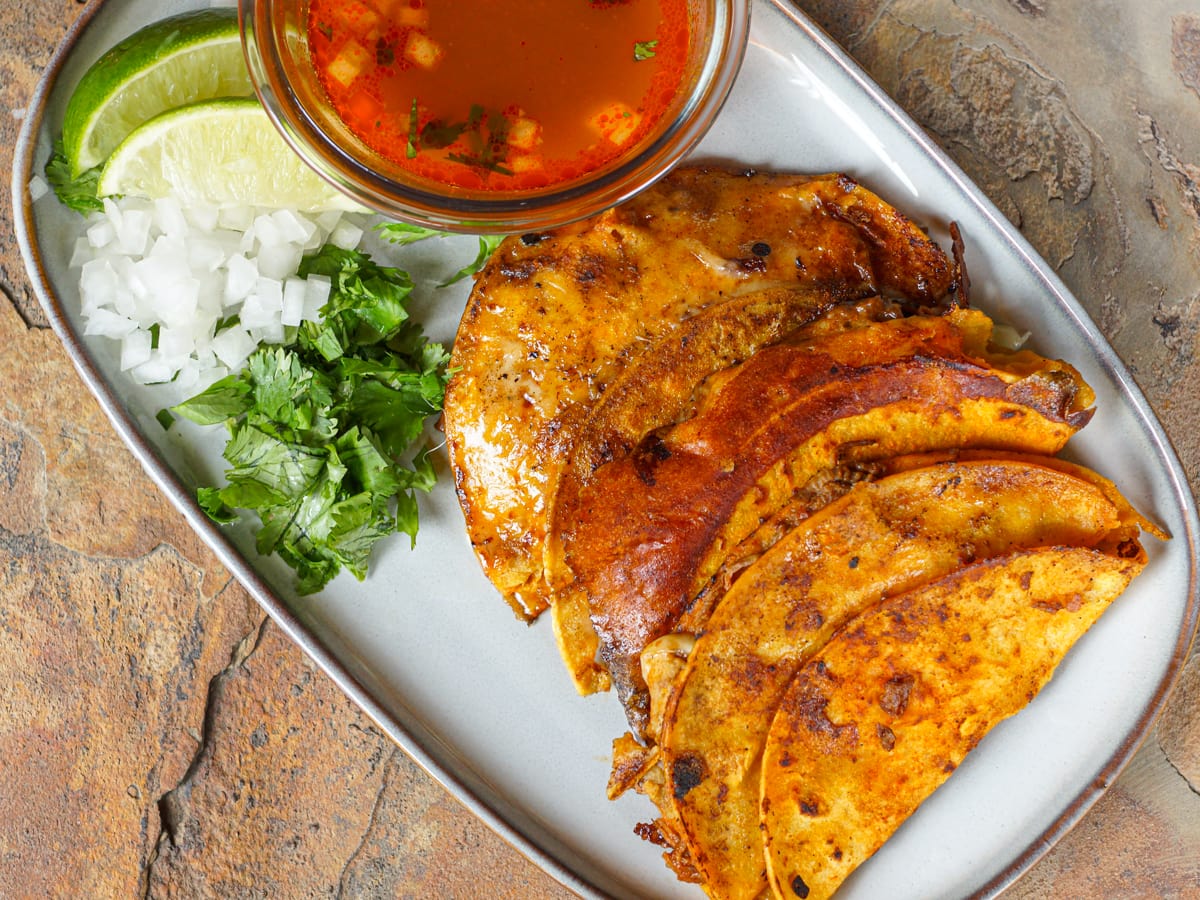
[307,0,690,192]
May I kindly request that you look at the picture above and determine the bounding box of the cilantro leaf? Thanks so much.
[346,378,437,458]
[181,245,452,595]
[337,426,406,497]
[376,37,396,66]
[447,151,514,177]
[634,40,658,61]
[326,491,397,574]
[421,119,467,149]
[44,141,103,214]
[376,222,446,246]
[406,96,420,159]
[173,373,253,425]
[440,235,504,286]
[442,105,515,175]
[296,245,414,359]
[197,486,238,524]
[376,224,504,287]
[222,419,330,501]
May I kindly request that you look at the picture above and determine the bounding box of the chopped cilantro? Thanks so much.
[441,235,504,286]
[406,97,420,159]
[375,222,445,246]
[634,40,658,61]
[44,141,102,214]
[401,102,518,175]
[173,244,451,595]
[447,151,514,177]
[376,37,395,66]
[420,118,467,149]
[214,314,241,334]
[418,104,515,175]
[375,224,504,286]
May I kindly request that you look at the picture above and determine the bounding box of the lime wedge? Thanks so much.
[98,98,363,212]
[62,8,253,177]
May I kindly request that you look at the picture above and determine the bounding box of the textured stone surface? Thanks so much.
[143,620,563,898]
[336,748,566,898]
[1,0,70,331]
[2,0,1199,898]
[1159,652,1200,792]
[0,271,263,896]
[0,267,229,594]
[1004,764,1200,899]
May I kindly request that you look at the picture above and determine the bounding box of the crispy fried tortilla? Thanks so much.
[760,544,1146,900]
[444,167,959,620]
[440,164,1161,897]
[559,309,1095,733]
[659,458,1147,900]
[546,286,848,694]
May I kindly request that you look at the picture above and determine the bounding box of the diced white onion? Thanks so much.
[329,220,364,250]
[186,202,220,232]
[239,292,274,330]
[212,326,258,369]
[120,329,153,371]
[303,275,332,321]
[252,319,286,346]
[70,195,367,391]
[224,253,259,302]
[87,218,116,249]
[28,174,49,202]
[154,196,189,238]
[218,205,254,233]
[131,353,178,385]
[69,236,93,268]
[281,277,307,327]
[116,206,153,256]
[187,235,228,273]
[256,240,303,280]
[83,307,138,339]
[79,258,118,314]
[271,208,317,245]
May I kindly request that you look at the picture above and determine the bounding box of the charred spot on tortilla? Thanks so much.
[671,754,708,800]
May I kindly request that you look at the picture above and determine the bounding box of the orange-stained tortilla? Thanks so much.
[760,545,1146,900]
[559,308,1095,733]
[307,0,688,191]
[443,168,960,624]
[660,457,1148,900]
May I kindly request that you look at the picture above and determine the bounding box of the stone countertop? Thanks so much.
[3,0,1199,897]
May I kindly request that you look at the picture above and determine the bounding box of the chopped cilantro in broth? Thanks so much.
[307,0,689,191]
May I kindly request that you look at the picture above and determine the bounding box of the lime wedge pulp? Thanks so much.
[62,8,253,177]
[98,97,363,212]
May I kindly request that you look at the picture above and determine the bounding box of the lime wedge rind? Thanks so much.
[62,8,253,177]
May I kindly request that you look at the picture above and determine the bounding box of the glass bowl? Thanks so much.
[239,0,751,233]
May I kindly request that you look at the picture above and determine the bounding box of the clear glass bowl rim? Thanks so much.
[239,0,753,233]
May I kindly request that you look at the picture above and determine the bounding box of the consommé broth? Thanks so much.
[307,0,691,192]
